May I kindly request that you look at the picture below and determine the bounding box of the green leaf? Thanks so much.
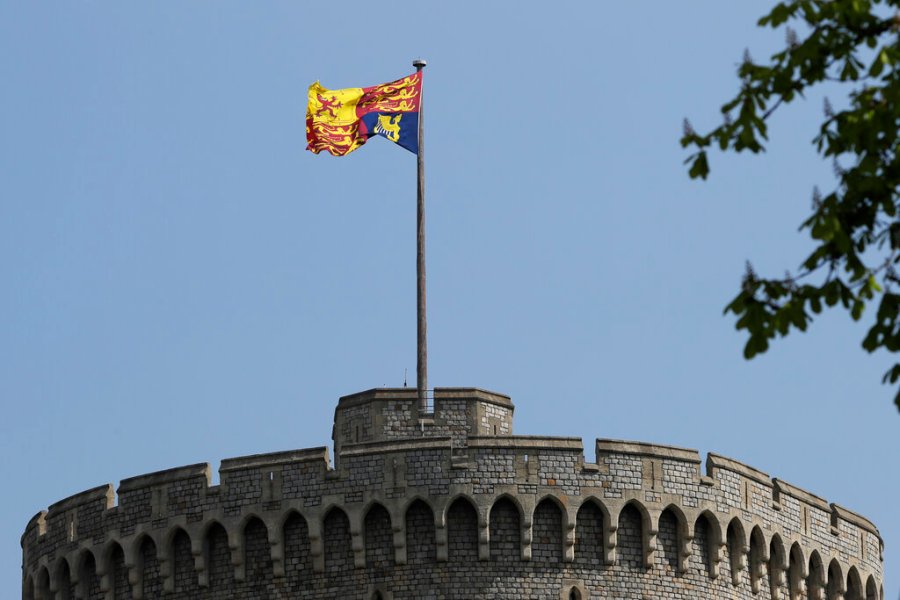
[688,152,709,179]
[883,363,900,384]
[681,0,900,409]
[810,296,822,313]
[869,51,885,77]
[851,300,865,320]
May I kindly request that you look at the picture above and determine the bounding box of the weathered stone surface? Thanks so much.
[21,388,884,599]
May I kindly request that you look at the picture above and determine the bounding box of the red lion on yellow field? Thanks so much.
[315,94,342,119]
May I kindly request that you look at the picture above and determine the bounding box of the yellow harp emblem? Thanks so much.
[374,114,402,143]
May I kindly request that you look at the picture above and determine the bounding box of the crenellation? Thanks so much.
[221,466,264,513]
[706,453,772,486]
[809,504,833,552]
[779,493,804,540]
[478,401,512,436]
[775,478,831,514]
[600,454,644,498]
[831,503,880,538]
[47,484,115,518]
[21,388,884,600]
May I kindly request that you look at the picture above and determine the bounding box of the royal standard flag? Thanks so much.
[306,72,421,157]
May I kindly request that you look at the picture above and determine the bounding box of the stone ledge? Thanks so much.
[47,484,114,516]
[220,447,330,472]
[773,478,831,512]
[434,387,513,409]
[118,463,211,494]
[832,503,880,536]
[467,436,582,451]
[595,439,701,463]
[340,437,452,456]
[336,387,513,410]
[706,453,773,488]
[337,387,417,409]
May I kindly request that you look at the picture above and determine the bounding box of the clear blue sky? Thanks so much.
[1,2,896,596]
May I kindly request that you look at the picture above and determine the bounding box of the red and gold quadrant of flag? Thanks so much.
[306,72,421,157]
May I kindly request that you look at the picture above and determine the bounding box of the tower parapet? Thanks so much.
[332,387,513,460]
[21,388,883,600]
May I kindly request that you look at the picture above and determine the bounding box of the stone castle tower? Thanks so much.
[22,387,884,599]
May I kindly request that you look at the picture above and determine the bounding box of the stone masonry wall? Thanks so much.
[333,389,514,458]
[22,435,884,600]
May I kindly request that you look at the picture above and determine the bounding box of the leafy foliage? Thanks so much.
[681,0,900,410]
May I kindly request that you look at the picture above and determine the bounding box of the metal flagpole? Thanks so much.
[413,58,428,414]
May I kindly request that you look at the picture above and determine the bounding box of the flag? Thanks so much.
[306,72,421,157]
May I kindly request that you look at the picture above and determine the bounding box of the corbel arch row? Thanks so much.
[36,546,109,600]
[437,492,484,529]
[22,495,882,598]
[725,517,749,585]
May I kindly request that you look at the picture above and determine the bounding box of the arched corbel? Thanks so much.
[128,567,144,600]
[95,548,112,600]
[521,517,533,561]
[432,501,449,563]
[392,513,407,566]
[606,521,618,565]
[158,544,173,595]
[308,520,324,573]
[126,536,149,600]
[47,566,60,600]
[788,551,809,600]
[751,538,769,594]
[753,556,767,594]
[269,523,285,579]
[797,577,809,600]
[563,508,577,563]
[35,568,51,600]
[343,507,365,569]
[36,569,50,600]
[679,532,693,575]
[774,551,788,594]
[772,567,786,599]
[518,496,535,562]
[192,532,207,588]
[350,520,365,569]
[645,509,660,570]
[477,514,490,561]
[832,577,846,600]
[229,525,245,583]
[710,541,725,580]
[645,526,659,570]
[434,522,448,562]
[733,543,749,586]
[71,554,86,600]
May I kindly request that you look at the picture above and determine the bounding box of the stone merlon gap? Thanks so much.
[21,388,885,599]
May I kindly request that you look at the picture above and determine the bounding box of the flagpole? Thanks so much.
[413,58,428,414]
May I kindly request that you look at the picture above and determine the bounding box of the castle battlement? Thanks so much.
[21,389,884,600]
